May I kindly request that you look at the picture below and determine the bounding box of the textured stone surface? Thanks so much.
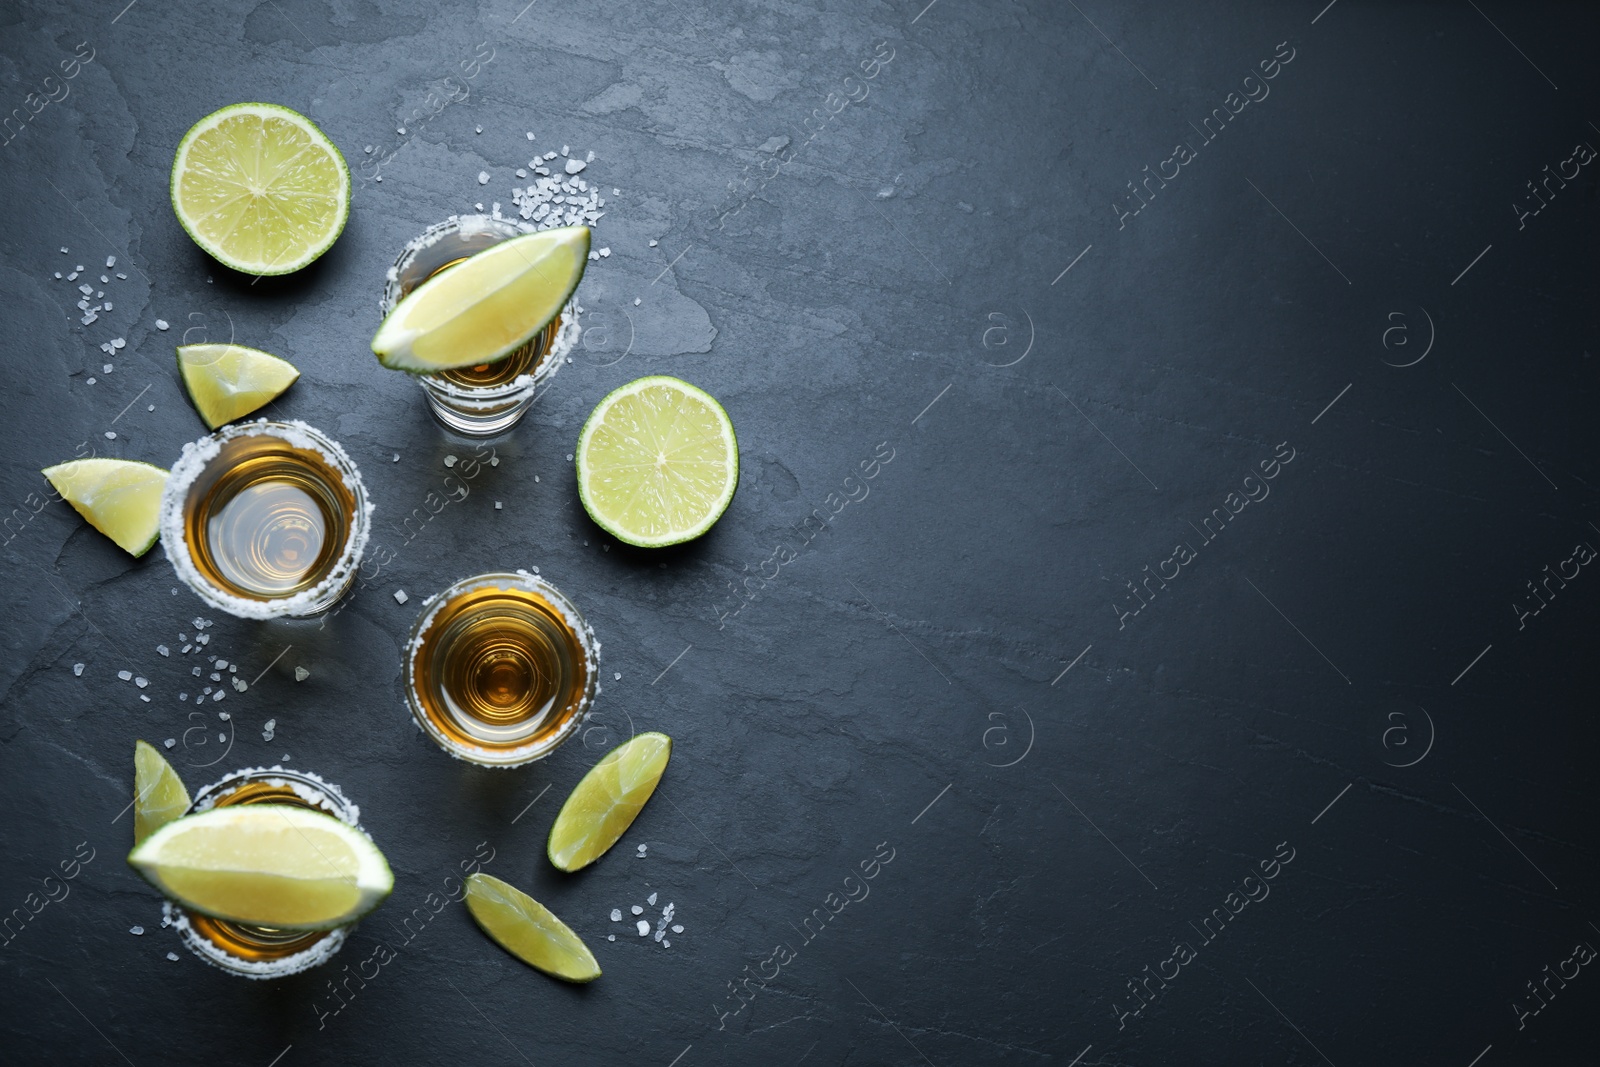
[2,1,1598,1064]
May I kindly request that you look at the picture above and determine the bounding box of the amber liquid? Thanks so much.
[183,439,354,601]
[411,583,589,751]
[186,781,335,963]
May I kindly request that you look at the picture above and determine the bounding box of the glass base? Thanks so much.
[419,383,536,436]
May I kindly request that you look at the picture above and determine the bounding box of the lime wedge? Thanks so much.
[171,102,350,275]
[464,873,601,982]
[177,343,300,428]
[547,732,672,872]
[133,740,190,848]
[575,377,738,547]
[42,458,168,557]
[128,804,393,930]
[371,225,589,373]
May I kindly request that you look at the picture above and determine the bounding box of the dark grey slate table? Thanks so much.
[2,1,1596,1063]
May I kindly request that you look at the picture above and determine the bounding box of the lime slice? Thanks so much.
[42,458,168,557]
[171,102,350,275]
[127,804,393,930]
[177,343,300,428]
[575,377,738,547]
[547,732,672,872]
[464,873,601,982]
[133,741,191,848]
[371,225,589,373]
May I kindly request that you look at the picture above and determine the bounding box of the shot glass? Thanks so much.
[166,766,362,979]
[404,571,600,767]
[381,215,580,436]
[160,420,371,620]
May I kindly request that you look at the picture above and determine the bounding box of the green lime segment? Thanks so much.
[42,458,168,557]
[371,225,590,373]
[171,102,350,275]
[465,873,600,982]
[547,732,672,872]
[133,740,191,848]
[177,343,300,428]
[128,804,393,930]
[575,377,738,548]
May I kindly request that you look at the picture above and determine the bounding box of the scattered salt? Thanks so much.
[526,132,535,140]
[73,663,84,676]
[610,909,622,922]
[117,670,132,681]
[86,378,95,385]
[608,934,616,941]
[156,319,169,330]
[648,239,658,247]
[631,905,643,915]
[475,125,483,134]
[565,159,586,175]
[179,693,187,701]
[494,501,502,510]
[218,711,229,721]
[477,171,490,185]
[394,589,409,604]
[212,691,225,701]
[598,247,610,257]
[106,256,115,268]
[671,924,683,934]
[586,150,595,162]
[647,892,657,906]
[561,145,569,155]
[294,666,310,682]
[157,645,169,657]
[443,455,457,468]
[634,298,641,306]
[135,677,148,688]
[105,431,116,440]
[215,660,228,670]
[166,952,180,961]
[163,738,175,748]
[636,920,650,936]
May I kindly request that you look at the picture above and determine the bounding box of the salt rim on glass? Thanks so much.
[403,569,601,769]
[159,419,373,621]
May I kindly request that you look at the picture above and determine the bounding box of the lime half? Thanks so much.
[128,804,393,930]
[133,741,191,848]
[371,225,589,373]
[177,343,300,428]
[42,458,168,557]
[548,732,672,872]
[465,873,601,982]
[575,377,737,547]
[171,102,350,275]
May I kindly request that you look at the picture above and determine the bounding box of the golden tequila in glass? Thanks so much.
[167,767,361,979]
[381,215,578,436]
[405,572,599,767]
[161,421,370,620]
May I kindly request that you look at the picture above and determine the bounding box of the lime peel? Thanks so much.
[547,732,672,872]
[464,873,601,982]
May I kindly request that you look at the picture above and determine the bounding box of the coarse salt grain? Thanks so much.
[394,589,408,604]
[118,670,132,681]
[610,909,622,921]
[156,319,169,330]
[73,663,84,676]
[631,905,643,915]
[636,920,650,936]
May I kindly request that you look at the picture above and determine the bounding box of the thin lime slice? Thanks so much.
[133,740,190,848]
[547,732,672,872]
[42,458,168,557]
[171,102,350,275]
[575,377,738,548]
[177,343,300,428]
[127,804,393,930]
[464,873,601,982]
[371,225,589,373]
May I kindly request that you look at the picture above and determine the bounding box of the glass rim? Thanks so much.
[404,570,601,768]
[382,214,581,401]
[159,419,372,621]
[170,765,360,979]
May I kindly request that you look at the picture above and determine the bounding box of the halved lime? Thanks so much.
[42,458,168,557]
[171,102,350,275]
[547,732,672,872]
[177,343,300,428]
[127,804,393,930]
[464,873,601,982]
[371,225,590,373]
[133,741,190,848]
[575,377,737,547]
